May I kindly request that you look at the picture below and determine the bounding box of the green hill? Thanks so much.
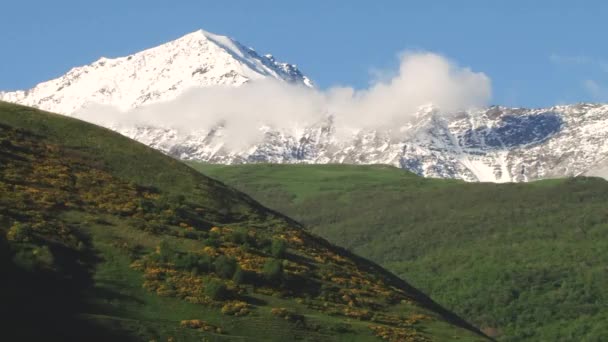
[0,101,487,342]
[190,163,608,341]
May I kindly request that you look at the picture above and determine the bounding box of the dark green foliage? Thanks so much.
[232,265,258,286]
[228,228,249,245]
[174,252,212,274]
[204,279,228,300]
[232,265,245,285]
[270,238,287,258]
[208,230,221,240]
[202,237,219,247]
[213,255,237,279]
[11,248,39,271]
[192,163,608,341]
[263,258,284,284]
[6,222,33,242]
[157,240,176,263]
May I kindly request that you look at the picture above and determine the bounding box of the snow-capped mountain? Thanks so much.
[2,29,608,182]
[0,29,312,114]
[114,103,608,182]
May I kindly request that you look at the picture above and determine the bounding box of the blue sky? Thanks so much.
[2,0,607,107]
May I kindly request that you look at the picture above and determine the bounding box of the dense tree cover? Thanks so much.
[193,163,608,341]
[0,102,487,341]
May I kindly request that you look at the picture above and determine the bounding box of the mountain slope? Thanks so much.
[191,163,608,341]
[0,101,487,341]
[0,29,311,114]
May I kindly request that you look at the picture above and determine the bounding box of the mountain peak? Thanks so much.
[184,28,221,39]
[0,29,312,115]
[173,28,222,45]
[186,28,207,37]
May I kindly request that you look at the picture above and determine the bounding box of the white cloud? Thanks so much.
[77,52,492,148]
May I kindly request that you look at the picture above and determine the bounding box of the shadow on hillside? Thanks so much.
[0,238,139,342]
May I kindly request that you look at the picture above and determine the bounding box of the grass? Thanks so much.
[0,101,487,341]
[191,162,608,341]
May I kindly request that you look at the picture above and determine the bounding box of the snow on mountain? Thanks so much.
[2,29,608,183]
[0,29,312,114]
[106,102,608,183]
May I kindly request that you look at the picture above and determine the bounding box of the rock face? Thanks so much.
[2,30,607,182]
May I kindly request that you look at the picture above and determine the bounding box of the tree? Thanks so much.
[270,238,287,258]
[6,223,33,242]
[204,279,227,300]
[157,240,175,262]
[263,258,283,284]
[175,253,211,273]
[232,265,245,285]
[228,228,249,245]
[213,255,237,279]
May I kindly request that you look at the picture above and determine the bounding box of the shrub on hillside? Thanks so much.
[263,258,283,284]
[6,223,33,242]
[221,301,250,316]
[271,307,305,323]
[213,255,237,279]
[228,228,249,245]
[156,240,176,262]
[232,265,245,285]
[180,319,222,333]
[270,238,287,258]
[204,279,228,300]
[174,252,212,274]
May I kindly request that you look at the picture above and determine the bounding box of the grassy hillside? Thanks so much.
[0,102,487,342]
[191,163,608,341]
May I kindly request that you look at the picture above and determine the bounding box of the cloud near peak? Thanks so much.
[77,51,492,148]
